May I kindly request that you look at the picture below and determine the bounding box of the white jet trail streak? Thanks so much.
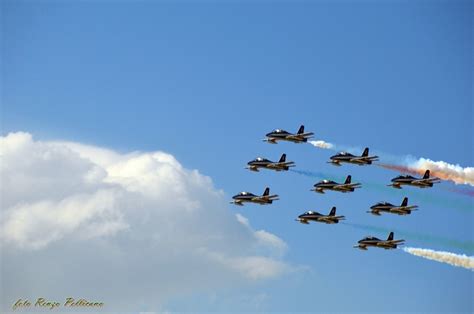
[309,140,335,150]
[403,247,474,271]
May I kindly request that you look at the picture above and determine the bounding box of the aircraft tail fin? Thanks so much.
[423,170,430,179]
[387,232,394,241]
[344,175,352,184]
[279,154,286,163]
[329,207,336,216]
[263,187,270,196]
[401,197,408,207]
[297,125,305,134]
[362,147,369,157]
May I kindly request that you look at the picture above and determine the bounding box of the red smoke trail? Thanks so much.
[445,187,474,197]
[378,163,474,197]
[377,163,424,176]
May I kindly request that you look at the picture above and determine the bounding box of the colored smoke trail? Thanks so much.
[308,138,474,187]
[289,169,345,182]
[377,163,422,176]
[343,222,474,253]
[403,247,474,271]
[445,186,474,197]
[379,160,474,187]
[292,169,472,211]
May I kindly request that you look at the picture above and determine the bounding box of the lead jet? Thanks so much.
[311,175,361,194]
[230,187,279,206]
[328,147,379,166]
[263,125,314,144]
[246,154,295,172]
[368,197,418,216]
[388,170,440,189]
[295,207,345,224]
[354,232,405,250]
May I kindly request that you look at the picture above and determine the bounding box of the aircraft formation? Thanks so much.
[231,124,441,250]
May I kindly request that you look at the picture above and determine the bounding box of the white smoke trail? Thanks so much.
[309,140,334,150]
[403,247,474,271]
[410,158,474,186]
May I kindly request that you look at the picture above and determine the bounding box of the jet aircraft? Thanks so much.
[354,232,405,250]
[295,207,345,224]
[388,170,440,189]
[328,147,379,166]
[230,187,279,206]
[246,154,295,172]
[311,175,361,194]
[368,197,418,216]
[263,125,314,144]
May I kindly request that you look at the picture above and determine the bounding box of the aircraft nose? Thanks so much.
[265,132,272,136]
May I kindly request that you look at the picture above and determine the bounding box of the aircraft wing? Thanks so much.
[383,239,405,245]
[267,161,295,168]
[392,206,418,212]
[349,156,379,163]
[317,216,343,223]
[253,194,279,201]
[230,200,244,206]
[333,185,351,191]
[286,132,314,140]
[411,179,430,185]
[412,178,440,185]
[376,241,396,247]
[390,208,412,215]
[317,216,333,223]
[425,177,441,183]
[334,183,361,190]
[348,158,368,164]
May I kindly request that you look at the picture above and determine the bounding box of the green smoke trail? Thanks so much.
[289,169,346,182]
[343,222,474,254]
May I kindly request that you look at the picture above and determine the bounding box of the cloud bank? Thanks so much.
[0,132,290,311]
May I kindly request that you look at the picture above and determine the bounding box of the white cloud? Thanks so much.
[236,213,288,257]
[0,132,290,311]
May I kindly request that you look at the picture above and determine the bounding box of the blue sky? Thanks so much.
[2,0,473,312]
